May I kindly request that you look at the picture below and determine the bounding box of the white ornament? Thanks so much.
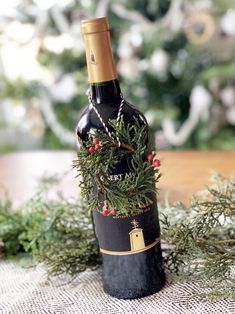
[190,85,212,121]
[50,75,77,102]
[117,27,143,59]
[1,100,26,126]
[129,25,143,48]
[225,107,235,125]
[220,9,235,36]
[0,0,20,17]
[220,86,235,108]
[117,42,133,59]
[43,34,75,54]
[5,22,34,44]
[117,29,143,80]
[150,49,169,74]
[118,58,141,80]
[1,39,52,82]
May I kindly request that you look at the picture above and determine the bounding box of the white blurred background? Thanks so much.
[0,0,235,152]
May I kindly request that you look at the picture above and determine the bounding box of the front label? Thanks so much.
[93,199,160,256]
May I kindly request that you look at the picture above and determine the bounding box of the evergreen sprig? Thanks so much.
[160,173,235,300]
[0,177,100,276]
[73,117,161,216]
[0,174,234,300]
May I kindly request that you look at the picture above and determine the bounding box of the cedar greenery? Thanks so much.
[0,176,100,276]
[0,173,234,300]
[73,117,161,216]
[160,173,235,301]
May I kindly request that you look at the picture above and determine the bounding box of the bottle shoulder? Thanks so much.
[76,101,148,141]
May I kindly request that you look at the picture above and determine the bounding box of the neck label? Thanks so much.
[84,31,117,83]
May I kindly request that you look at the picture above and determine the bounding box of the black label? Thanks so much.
[93,199,160,255]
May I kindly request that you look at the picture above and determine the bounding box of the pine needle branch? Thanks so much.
[160,173,235,300]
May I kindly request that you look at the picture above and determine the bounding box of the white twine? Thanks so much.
[88,91,125,146]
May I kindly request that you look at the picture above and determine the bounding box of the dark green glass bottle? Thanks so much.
[76,17,165,299]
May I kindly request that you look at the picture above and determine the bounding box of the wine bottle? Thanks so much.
[76,17,165,299]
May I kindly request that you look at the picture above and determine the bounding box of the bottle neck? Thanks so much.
[83,23,120,104]
[90,79,121,104]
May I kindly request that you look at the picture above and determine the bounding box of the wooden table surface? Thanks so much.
[0,150,234,206]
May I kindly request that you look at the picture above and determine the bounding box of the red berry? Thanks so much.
[93,138,100,145]
[94,144,101,151]
[147,153,154,161]
[102,209,110,216]
[111,209,118,216]
[88,146,95,154]
[153,159,161,168]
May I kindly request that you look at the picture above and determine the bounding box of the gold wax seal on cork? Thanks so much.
[81,17,117,83]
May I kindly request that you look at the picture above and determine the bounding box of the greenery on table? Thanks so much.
[0,174,234,300]
[161,173,235,300]
[0,176,100,276]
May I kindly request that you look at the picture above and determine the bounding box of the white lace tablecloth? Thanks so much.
[0,261,234,314]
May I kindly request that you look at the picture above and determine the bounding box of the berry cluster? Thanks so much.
[102,208,119,216]
[147,152,161,168]
[88,138,102,154]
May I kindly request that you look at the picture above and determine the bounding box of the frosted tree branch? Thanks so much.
[162,114,201,146]
[95,0,110,17]
[111,0,184,32]
[38,89,75,146]
[34,10,49,39]
[50,5,70,34]
[111,3,153,29]
[162,0,184,33]
[162,86,212,146]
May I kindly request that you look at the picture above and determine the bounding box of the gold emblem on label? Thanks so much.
[100,217,160,255]
[129,219,146,251]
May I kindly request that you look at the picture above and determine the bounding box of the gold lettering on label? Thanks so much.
[99,172,134,182]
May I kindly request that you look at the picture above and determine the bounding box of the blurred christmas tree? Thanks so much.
[0,0,235,151]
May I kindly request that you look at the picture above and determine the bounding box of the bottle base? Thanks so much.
[103,277,165,299]
[102,246,166,300]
